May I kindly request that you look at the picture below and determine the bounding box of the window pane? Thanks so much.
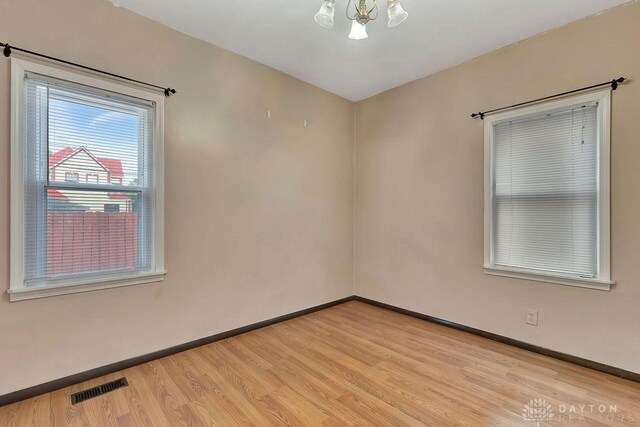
[48,89,146,187]
[492,104,598,277]
[43,189,148,278]
[493,195,597,276]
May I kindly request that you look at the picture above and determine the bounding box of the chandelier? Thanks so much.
[314,0,409,40]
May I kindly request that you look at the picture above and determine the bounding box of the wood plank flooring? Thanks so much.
[1,301,640,426]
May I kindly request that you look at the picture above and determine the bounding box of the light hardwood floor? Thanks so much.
[1,301,640,426]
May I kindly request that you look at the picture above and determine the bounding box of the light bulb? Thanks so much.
[314,0,336,28]
[387,0,408,28]
[348,20,368,40]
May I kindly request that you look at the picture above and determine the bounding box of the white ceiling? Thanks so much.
[108,0,630,101]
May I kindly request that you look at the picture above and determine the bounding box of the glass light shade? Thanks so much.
[387,1,408,28]
[314,0,336,28]
[348,20,368,40]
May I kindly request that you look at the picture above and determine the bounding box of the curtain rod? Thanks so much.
[1,42,177,97]
[471,77,626,120]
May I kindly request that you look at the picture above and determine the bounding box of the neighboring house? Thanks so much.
[48,146,132,213]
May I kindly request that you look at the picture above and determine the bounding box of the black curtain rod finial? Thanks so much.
[611,77,626,91]
[3,43,11,58]
[164,88,177,97]
[471,112,485,120]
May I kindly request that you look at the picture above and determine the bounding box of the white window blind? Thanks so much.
[22,72,156,287]
[492,103,598,278]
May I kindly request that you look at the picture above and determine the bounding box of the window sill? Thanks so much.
[483,266,613,291]
[7,271,166,302]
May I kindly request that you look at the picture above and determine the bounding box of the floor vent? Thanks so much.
[70,377,128,405]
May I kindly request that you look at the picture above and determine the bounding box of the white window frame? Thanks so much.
[9,59,166,302]
[483,89,613,291]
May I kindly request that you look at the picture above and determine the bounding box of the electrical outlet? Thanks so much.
[526,309,539,326]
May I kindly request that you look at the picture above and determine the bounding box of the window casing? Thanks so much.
[483,90,612,290]
[9,59,165,301]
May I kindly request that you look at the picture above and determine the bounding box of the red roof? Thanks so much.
[97,157,124,179]
[47,189,68,200]
[49,147,75,167]
[49,147,124,179]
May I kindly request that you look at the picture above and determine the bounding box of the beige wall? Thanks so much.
[0,0,355,395]
[355,2,640,373]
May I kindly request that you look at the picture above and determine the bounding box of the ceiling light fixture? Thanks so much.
[314,0,408,39]
[314,0,337,28]
[348,20,368,40]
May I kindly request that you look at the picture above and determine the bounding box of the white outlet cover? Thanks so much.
[526,309,539,326]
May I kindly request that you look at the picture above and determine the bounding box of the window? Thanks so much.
[9,59,165,301]
[65,172,79,182]
[484,90,612,290]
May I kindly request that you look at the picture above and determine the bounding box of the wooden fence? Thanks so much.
[47,212,138,276]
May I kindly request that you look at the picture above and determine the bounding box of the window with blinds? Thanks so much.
[10,60,165,300]
[484,90,612,289]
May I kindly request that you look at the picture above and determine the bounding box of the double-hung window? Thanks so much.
[9,59,165,301]
[484,90,612,290]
